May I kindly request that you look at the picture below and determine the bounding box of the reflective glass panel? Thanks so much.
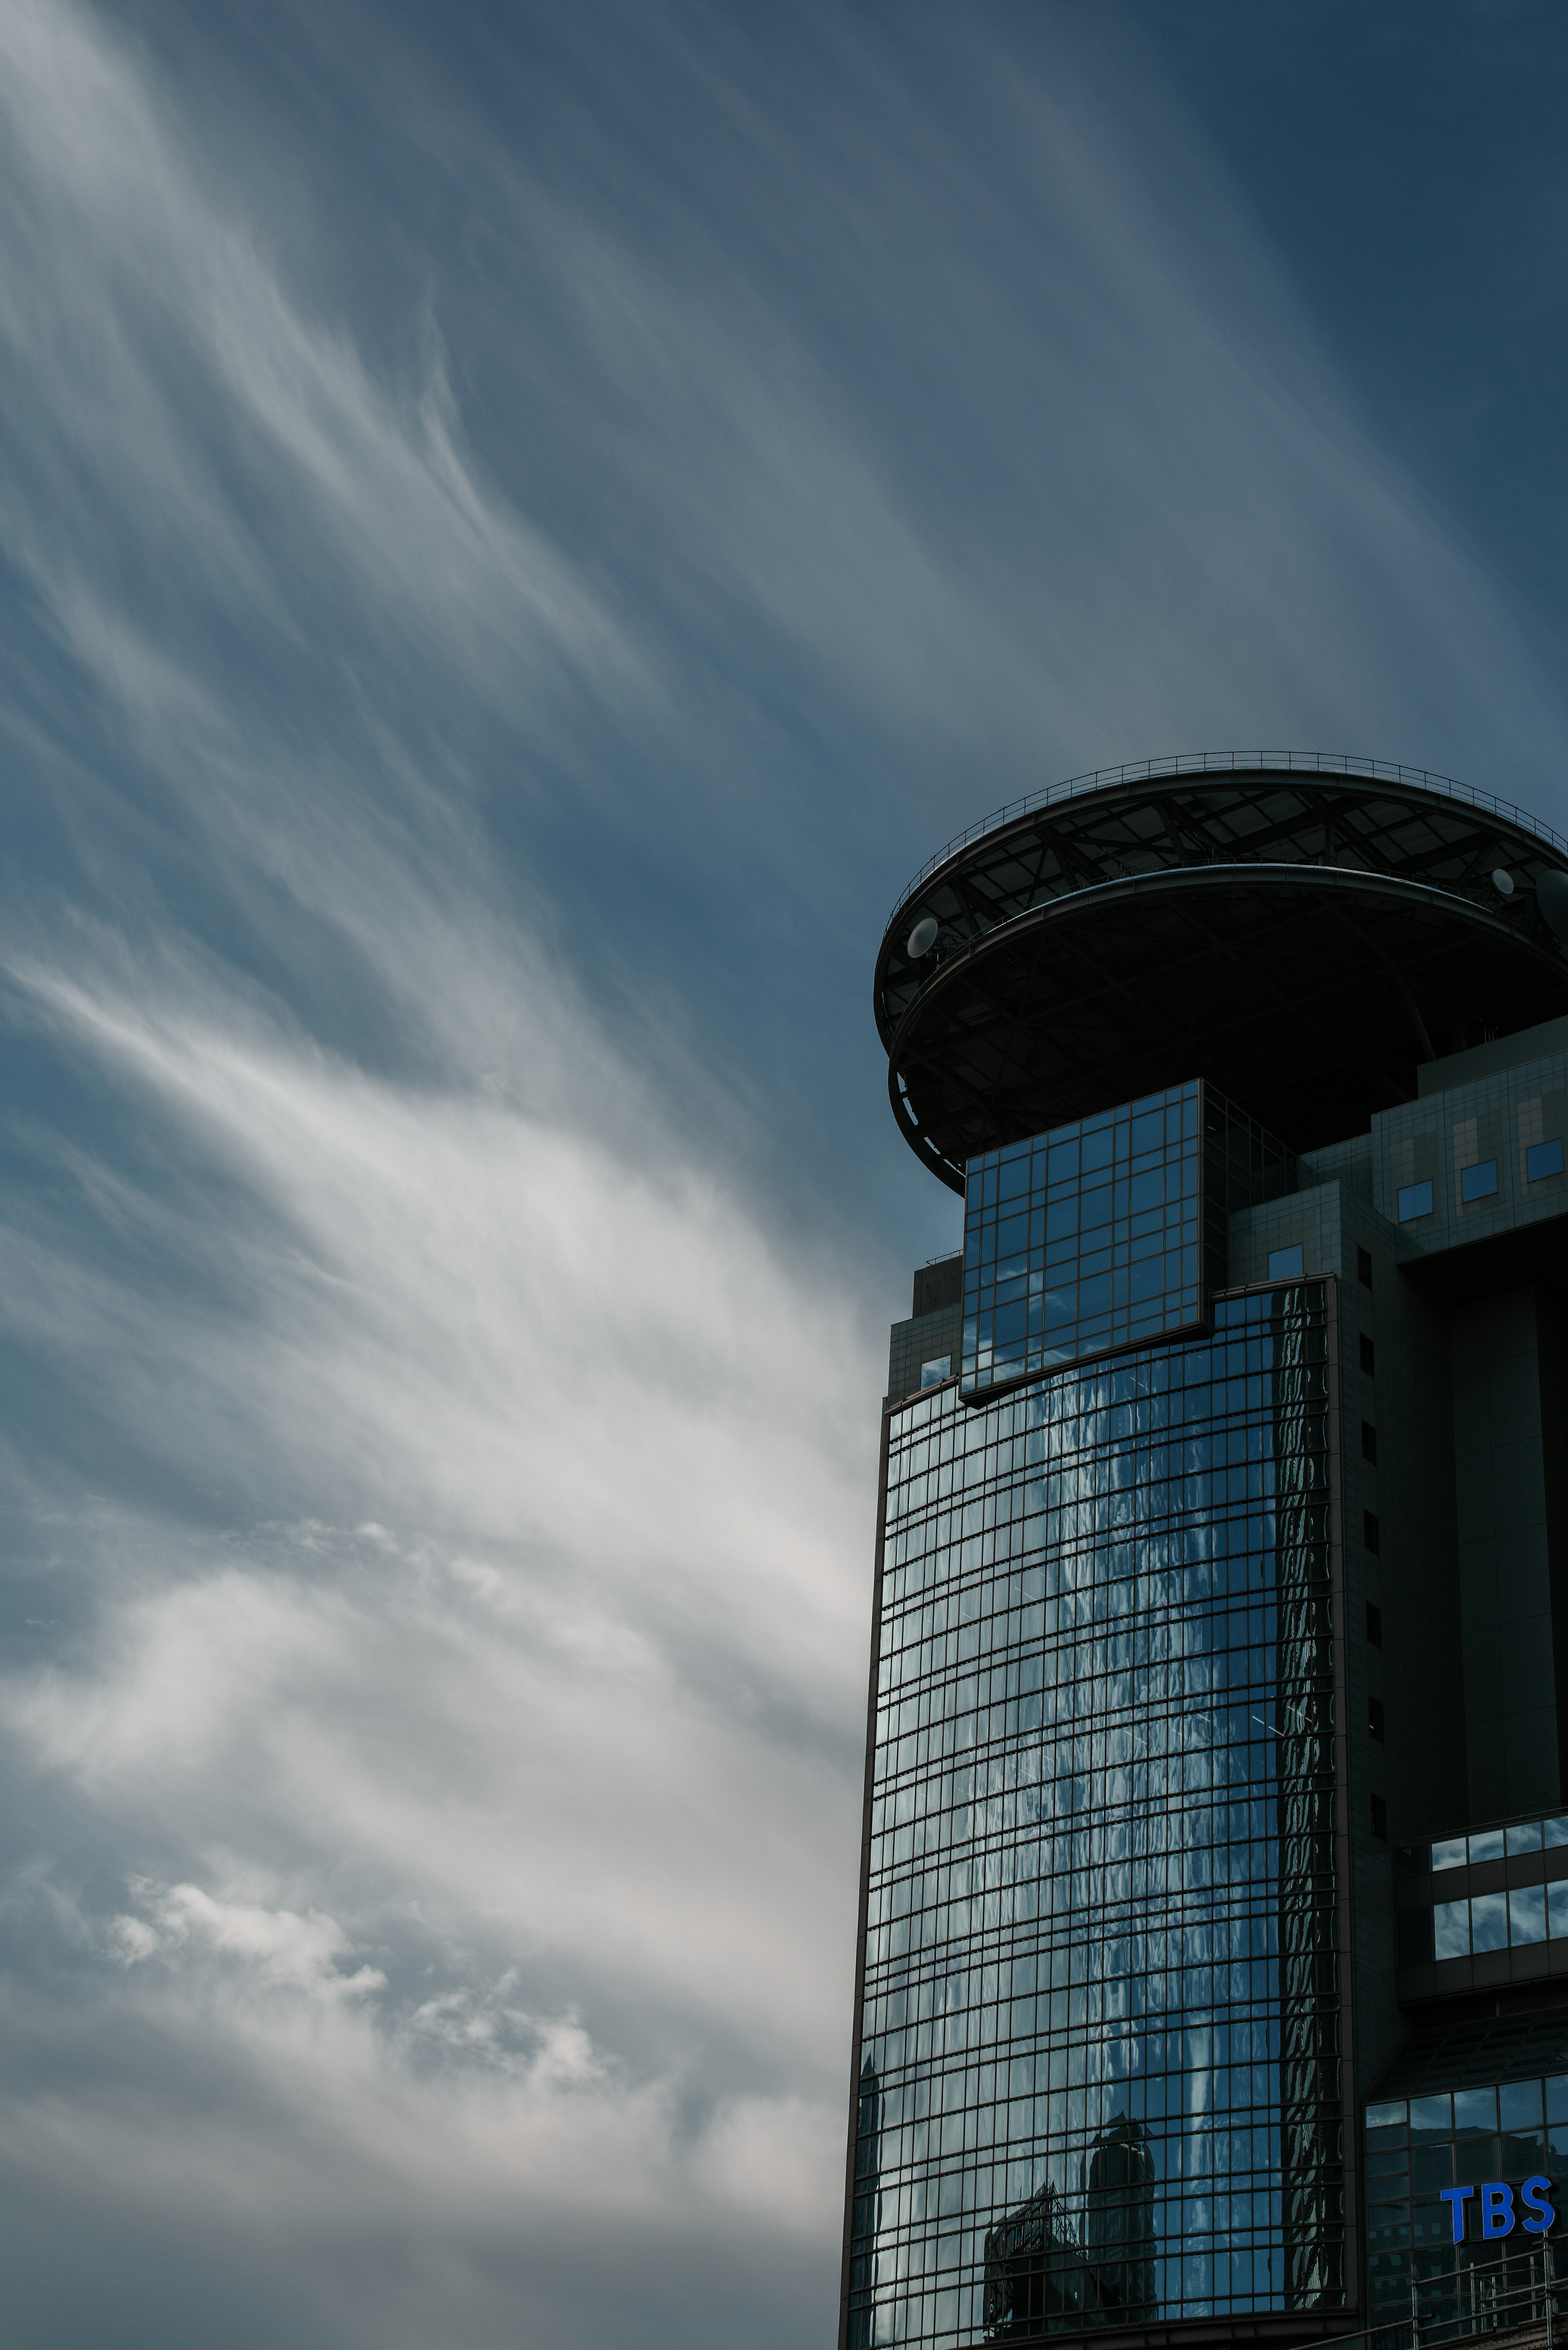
[1499,2081,1544,2133]
[1431,1837,1468,1874]
[1468,1829,1506,1864]
[1366,2103,1407,2132]
[1397,1181,1434,1222]
[1460,1160,1498,1203]
[851,1287,1339,2347]
[1433,1900,1470,1960]
[960,1086,1294,1400]
[1506,1821,1544,1855]
[1548,1882,1568,1939]
[1527,1139,1564,1182]
[1470,1893,1508,1952]
[1508,1886,1547,1946]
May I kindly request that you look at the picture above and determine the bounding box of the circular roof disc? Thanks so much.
[875,763,1568,1191]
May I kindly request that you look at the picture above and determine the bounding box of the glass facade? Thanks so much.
[848,1285,1342,2348]
[960,1085,1294,1403]
[1365,2074,1568,2328]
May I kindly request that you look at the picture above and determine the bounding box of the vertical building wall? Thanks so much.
[889,1256,965,1405]
[1451,1289,1568,1816]
[842,1290,1343,2350]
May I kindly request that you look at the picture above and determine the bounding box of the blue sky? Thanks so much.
[0,4,1565,2345]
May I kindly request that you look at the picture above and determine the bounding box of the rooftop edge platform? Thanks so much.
[876,763,1568,1192]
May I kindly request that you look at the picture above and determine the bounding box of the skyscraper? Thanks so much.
[840,756,1568,2350]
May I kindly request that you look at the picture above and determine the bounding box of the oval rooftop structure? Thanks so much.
[876,754,1568,1193]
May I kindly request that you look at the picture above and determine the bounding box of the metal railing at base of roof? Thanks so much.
[1303,2241,1568,2350]
[889,752,1568,929]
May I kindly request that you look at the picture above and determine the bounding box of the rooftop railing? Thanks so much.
[1303,2238,1566,2350]
[889,751,1568,931]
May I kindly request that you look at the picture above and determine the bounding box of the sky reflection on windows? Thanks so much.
[849,1288,1341,2347]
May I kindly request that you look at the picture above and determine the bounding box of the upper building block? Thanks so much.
[875,755,1568,1192]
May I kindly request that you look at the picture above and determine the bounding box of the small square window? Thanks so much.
[1371,1793,1388,1841]
[1362,1421,1378,1464]
[1365,1509,1381,1553]
[1366,1601,1383,1647]
[1267,1243,1304,1280]
[1360,1332,1376,1376]
[1528,1139,1564,1183]
[1397,1181,1433,1222]
[920,1356,951,1388]
[1369,1696,1386,1743]
[1460,1159,1498,1203]
[1357,1246,1374,1287]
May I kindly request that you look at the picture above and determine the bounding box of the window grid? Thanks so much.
[959,1085,1294,1400]
[849,1289,1341,2348]
[1365,2078,1568,2324]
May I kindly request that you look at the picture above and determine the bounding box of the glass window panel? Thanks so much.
[1509,1885,1548,1946]
[1470,1893,1508,1951]
[1398,1180,1434,1222]
[1454,2088,1499,2134]
[1363,2115,1420,2152]
[1527,1139,1564,1182]
[1506,1820,1544,1854]
[1433,1899,1471,1960]
[1267,1244,1304,1279]
[1549,1882,1568,1939]
[1499,2080,1544,2132]
[1548,2076,1568,2126]
[1412,2143,1454,2192]
[1410,2095,1454,2137]
[1396,1844,1433,1880]
[1366,2101,1408,2133]
[1460,1159,1499,1202]
[1545,1817,1568,1850]
[1468,1828,1506,1863]
[1431,1837,1468,1873]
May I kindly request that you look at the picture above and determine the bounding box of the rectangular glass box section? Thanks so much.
[960,1081,1296,1400]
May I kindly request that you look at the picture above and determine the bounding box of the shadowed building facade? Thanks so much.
[841,757,1568,2350]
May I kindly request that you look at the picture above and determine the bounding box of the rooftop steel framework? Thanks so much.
[875,759,1568,1192]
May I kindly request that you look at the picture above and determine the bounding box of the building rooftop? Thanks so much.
[875,756,1568,1192]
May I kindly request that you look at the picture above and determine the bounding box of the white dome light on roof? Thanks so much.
[907,915,939,959]
[1492,867,1516,896]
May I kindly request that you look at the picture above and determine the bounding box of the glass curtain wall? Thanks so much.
[848,1286,1341,2347]
[1365,2076,1568,2328]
